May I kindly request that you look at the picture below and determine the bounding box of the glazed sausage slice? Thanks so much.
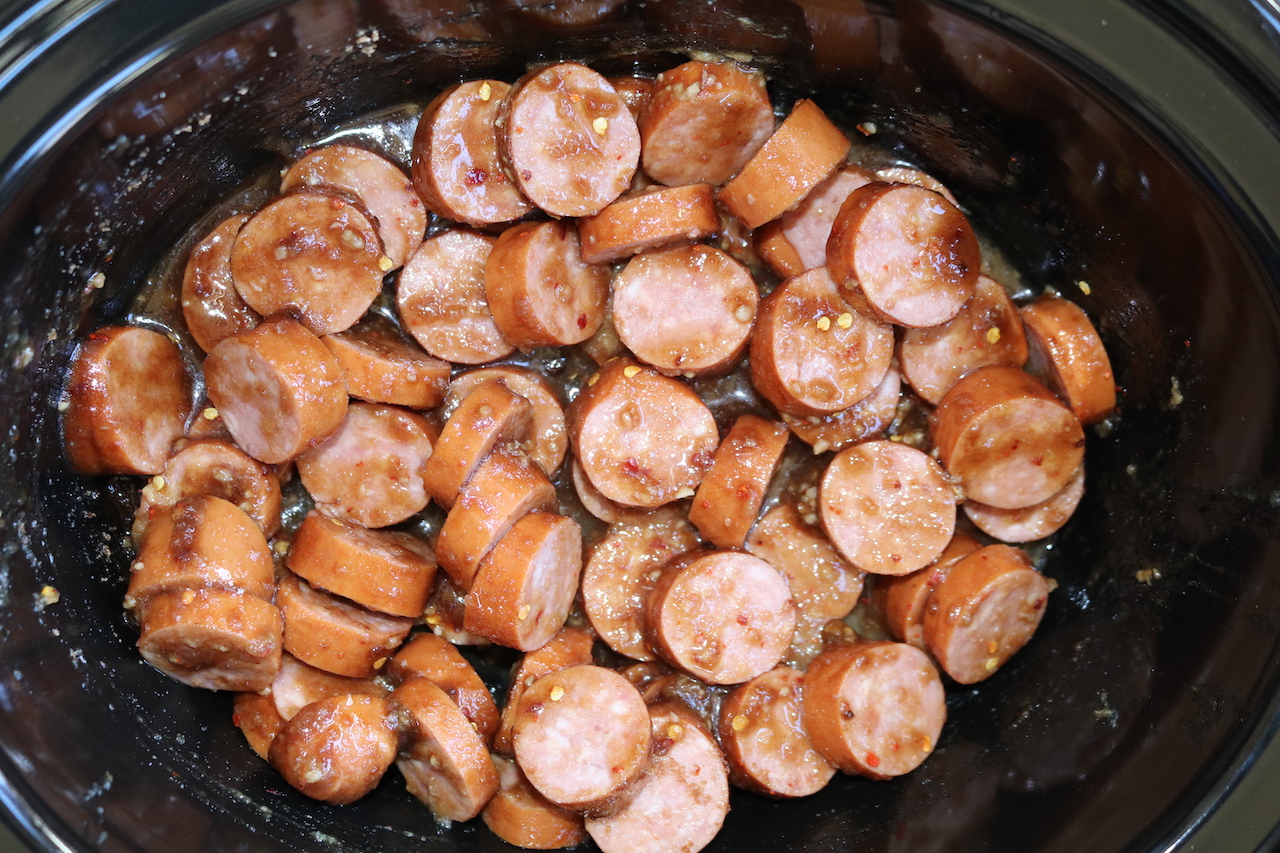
[396,227,515,365]
[276,572,415,678]
[234,689,286,759]
[494,626,596,756]
[754,165,875,278]
[718,666,835,798]
[281,143,427,269]
[321,315,450,410]
[874,165,958,205]
[443,366,567,477]
[688,414,789,549]
[782,364,901,455]
[818,439,956,575]
[577,184,719,264]
[286,510,436,618]
[203,314,348,465]
[963,462,1085,543]
[802,641,946,779]
[412,79,533,227]
[569,358,719,508]
[612,244,757,377]
[584,704,729,853]
[483,755,587,850]
[637,59,774,188]
[899,273,1028,405]
[63,325,192,476]
[424,379,533,509]
[875,533,981,651]
[181,213,260,352]
[826,181,981,328]
[268,693,398,805]
[571,457,656,525]
[512,664,651,815]
[484,220,609,348]
[296,401,436,528]
[750,266,894,417]
[718,99,851,229]
[387,633,500,743]
[498,62,640,218]
[1020,296,1117,425]
[645,550,797,685]
[392,679,500,821]
[464,511,583,652]
[932,365,1085,509]
[230,189,387,335]
[270,652,388,721]
[922,544,1051,684]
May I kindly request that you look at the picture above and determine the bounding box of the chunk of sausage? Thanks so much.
[387,632,500,743]
[321,315,451,410]
[608,75,654,120]
[571,458,656,525]
[268,693,398,805]
[1020,296,1117,425]
[782,364,901,455]
[423,379,533,509]
[181,213,260,352]
[577,184,719,264]
[963,462,1085,543]
[270,652,388,721]
[483,755,587,850]
[754,165,875,278]
[494,626,596,756]
[233,689,286,759]
[443,366,566,477]
[688,414,789,549]
[276,572,414,678]
[874,165,958,205]
[874,533,981,651]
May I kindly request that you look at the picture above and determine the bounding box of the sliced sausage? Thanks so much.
[570,457,656,525]
[444,366,566,477]
[569,358,719,508]
[321,315,450,409]
[181,213,260,352]
[276,572,414,678]
[423,378,533,509]
[230,189,387,335]
[296,401,436,528]
[484,220,609,348]
[577,183,719,264]
[826,180,980,328]
[464,511,583,651]
[286,510,436,617]
[483,755,587,850]
[922,544,1051,684]
[1020,296,1117,425]
[612,244,757,377]
[270,651,388,720]
[718,98,851,229]
[497,62,640,218]
[233,689,286,759]
[782,364,901,454]
[203,314,348,465]
[268,693,398,805]
[932,364,1085,509]
[750,266,894,417]
[688,414,789,549]
[494,626,596,756]
[63,325,192,475]
[387,632,500,743]
[645,550,797,685]
[874,165,958,205]
[875,533,981,651]
[512,664,650,815]
[637,59,774,188]
[802,641,946,779]
[818,439,956,575]
[754,165,875,278]
[608,75,654,120]
[963,462,1085,543]
[396,227,515,365]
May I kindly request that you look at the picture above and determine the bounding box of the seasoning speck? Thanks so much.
[479,81,492,102]
[816,316,832,331]
[593,117,609,135]
[622,365,641,379]
[549,686,565,701]
[985,327,1001,344]
[1077,280,1092,295]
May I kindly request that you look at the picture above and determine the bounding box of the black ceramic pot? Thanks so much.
[2,0,1280,851]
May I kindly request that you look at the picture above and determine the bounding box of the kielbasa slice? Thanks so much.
[181,213,260,352]
[268,693,398,805]
[443,366,566,477]
[423,378,533,509]
[387,632,500,743]
[270,651,388,721]
[754,165,875,279]
[571,457,657,525]
[276,572,414,678]
[321,315,451,410]
[963,462,1085,543]
[688,414,789,549]
[483,755,587,850]
[874,165,958,204]
[577,184,719,264]
[782,364,901,455]
[494,626,596,756]
[233,689,286,759]
[1020,296,1117,425]
[875,533,981,651]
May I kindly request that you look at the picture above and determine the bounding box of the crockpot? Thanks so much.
[2,0,1280,851]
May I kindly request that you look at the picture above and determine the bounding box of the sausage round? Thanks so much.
[1020,296,1117,425]
[782,364,901,455]
[269,651,388,721]
[688,414,789,549]
[387,632,500,743]
[275,572,415,678]
[181,213,260,353]
[754,165,875,279]
[875,533,981,651]
[494,626,596,756]
[963,462,1085,543]
[483,755,587,850]
[577,184,719,265]
[233,689,286,759]
[268,693,398,805]
[443,366,566,477]
[423,378,533,509]
[321,316,450,410]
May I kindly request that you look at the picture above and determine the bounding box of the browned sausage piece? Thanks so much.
[754,165,875,278]
[181,213,260,353]
[1020,296,1117,425]
[494,626,596,756]
[424,379,533,509]
[750,266,894,417]
[818,439,957,575]
[963,462,1085,543]
[899,274,1029,405]
[688,414,789,549]
[875,533,981,651]
[802,641,946,779]
[484,220,609,348]
[571,458,656,525]
[826,181,981,328]
[584,704,729,853]
[268,693,398,805]
[464,511,583,652]
[281,143,427,269]
[512,664,651,815]
[718,99,851,229]
[270,651,388,721]
[746,503,865,667]
[569,358,719,508]
[718,666,835,798]
[646,550,797,685]
[444,366,567,477]
[782,364,901,455]
[612,244,757,377]
[412,79,533,228]
[137,587,283,692]
[874,165,958,205]
[203,314,348,465]
[609,75,654,120]
[577,184,719,265]
[423,575,491,647]
[637,60,774,188]
[233,689,286,759]
[932,365,1085,509]
[581,512,700,661]
[63,325,192,476]
[276,572,415,678]
[922,544,1051,684]
[434,447,558,590]
[392,679,500,821]
[483,754,587,850]
[321,315,450,410]
[286,510,436,617]
[296,401,435,528]
[230,189,387,336]
[387,633,500,743]
[498,62,640,218]
[396,227,515,365]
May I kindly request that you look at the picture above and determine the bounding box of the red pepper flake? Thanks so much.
[577,314,588,329]
[465,168,488,186]
[865,752,880,769]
